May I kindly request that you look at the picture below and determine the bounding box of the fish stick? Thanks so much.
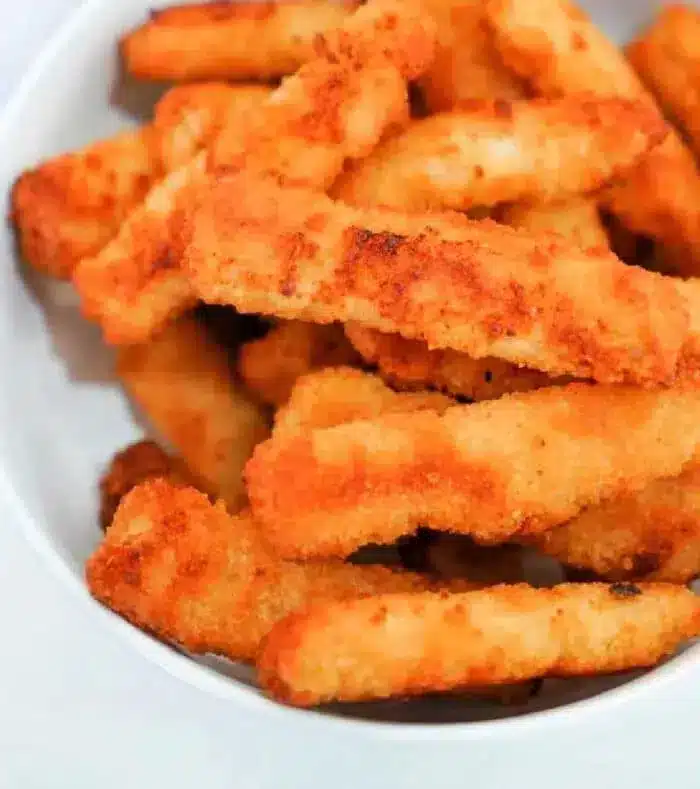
[257,583,700,706]
[418,0,525,112]
[344,324,563,401]
[238,321,361,407]
[274,366,453,437]
[99,439,193,531]
[246,384,700,558]
[183,172,692,386]
[500,198,609,251]
[74,0,436,345]
[121,1,357,83]
[484,0,700,277]
[533,462,700,583]
[331,96,666,211]
[152,83,270,172]
[11,128,156,279]
[627,6,700,160]
[117,315,270,511]
[86,479,455,662]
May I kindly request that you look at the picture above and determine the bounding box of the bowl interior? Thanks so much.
[0,0,696,727]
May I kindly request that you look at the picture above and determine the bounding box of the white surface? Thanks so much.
[1,1,699,786]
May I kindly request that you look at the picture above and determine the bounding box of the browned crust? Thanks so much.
[257,583,700,706]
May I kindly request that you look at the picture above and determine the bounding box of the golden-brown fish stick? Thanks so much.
[152,83,270,172]
[117,315,270,511]
[183,172,691,386]
[86,480,451,662]
[345,324,562,401]
[246,384,700,558]
[74,0,436,345]
[11,128,156,279]
[99,439,193,531]
[332,96,666,211]
[501,198,609,250]
[257,583,700,706]
[627,6,700,160]
[534,462,700,583]
[121,1,357,82]
[274,367,453,437]
[238,321,360,407]
[485,0,700,277]
[418,0,525,111]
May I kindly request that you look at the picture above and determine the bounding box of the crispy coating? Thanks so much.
[99,439,193,531]
[238,321,361,407]
[246,384,700,558]
[153,83,270,172]
[74,0,436,345]
[117,315,270,511]
[533,462,700,583]
[627,6,700,161]
[86,480,451,662]
[418,0,525,112]
[183,172,691,386]
[345,324,563,401]
[484,0,700,277]
[274,366,453,438]
[331,96,666,211]
[121,1,357,82]
[11,129,156,279]
[257,583,700,706]
[501,198,609,251]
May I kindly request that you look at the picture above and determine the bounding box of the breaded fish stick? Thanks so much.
[485,0,700,277]
[418,0,525,112]
[117,315,270,511]
[257,583,700,706]
[246,384,700,558]
[533,462,700,583]
[183,172,691,386]
[238,321,360,407]
[331,96,666,211]
[344,324,563,401]
[11,129,156,279]
[627,6,700,161]
[121,1,357,83]
[274,367,453,437]
[501,198,609,251]
[99,439,193,530]
[86,480,452,662]
[74,0,436,345]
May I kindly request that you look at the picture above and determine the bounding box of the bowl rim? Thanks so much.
[2,0,699,739]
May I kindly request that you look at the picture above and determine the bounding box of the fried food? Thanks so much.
[533,461,700,583]
[246,384,700,559]
[117,315,270,511]
[500,198,609,250]
[331,96,666,211]
[121,1,357,83]
[99,439,192,530]
[183,172,692,386]
[344,324,563,401]
[257,583,700,706]
[238,321,361,407]
[274,366,453,437]
[627,6,700,162]
[11,128,156,279]
[86,479,455,662]
[74,0,436,345]
[418,0,525,112]
[484,0,700,277]
[152,83,270,172]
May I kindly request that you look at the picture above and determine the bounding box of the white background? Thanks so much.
[0,2,699,787]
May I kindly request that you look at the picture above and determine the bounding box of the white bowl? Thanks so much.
[1,0,699,735]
